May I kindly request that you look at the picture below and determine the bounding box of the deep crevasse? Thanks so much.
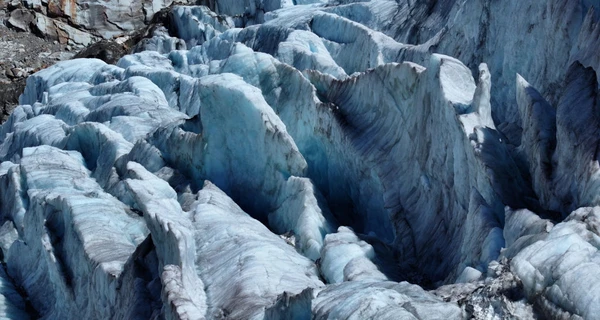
[0,0,600,319]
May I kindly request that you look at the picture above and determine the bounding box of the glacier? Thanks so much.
[0,0,600,319]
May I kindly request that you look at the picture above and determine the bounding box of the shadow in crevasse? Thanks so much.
[475,126,562,222]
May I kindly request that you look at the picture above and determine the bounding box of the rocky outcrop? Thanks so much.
[31,12,94,46]
[6,0,195,40]
[1,0,206,57]
[4,4,97,47]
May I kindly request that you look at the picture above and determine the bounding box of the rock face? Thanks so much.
[2,0,199,50]
[6,0,191,39]
[0,0,600,319]
[31,12,94,46]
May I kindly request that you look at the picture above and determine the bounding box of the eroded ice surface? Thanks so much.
[1,0,600,319]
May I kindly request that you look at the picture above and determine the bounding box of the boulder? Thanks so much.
[73,40,127,64]
[7,8,34,31]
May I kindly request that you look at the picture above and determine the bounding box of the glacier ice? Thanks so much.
[0,0,600,319]
[503,207,600,319]
[6,145,148,318]
[319,226,388,284]
[311,281,463,319]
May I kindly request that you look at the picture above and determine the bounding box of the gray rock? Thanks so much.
[41,0,194,39]
[7,8,34,32]
[6,0,198,47]
[32,12,94,46]
[47,51,74,60]
[3,69,14,79]
[8,68,24,78]
[73,40,127,64]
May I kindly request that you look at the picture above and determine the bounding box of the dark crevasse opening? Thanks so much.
[115,236,164,319]
[0,220,40,319]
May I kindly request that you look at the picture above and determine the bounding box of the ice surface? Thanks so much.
[4,146,148,318]
[1,0,600,319]
[312,281,463,319]
[168,6,234,48]
[505,207,600,319]
[320,226,387,283]
[190,181,323,319]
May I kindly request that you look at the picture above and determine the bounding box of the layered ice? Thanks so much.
[1,0,600,319]
[311,281,463,319]
[503,207,600,319]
